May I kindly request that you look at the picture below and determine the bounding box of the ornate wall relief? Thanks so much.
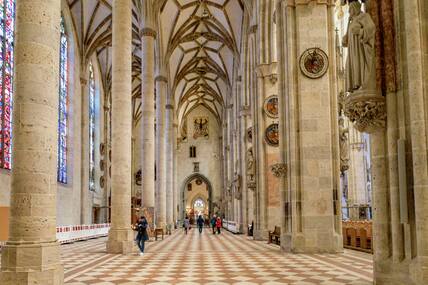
[247,127,253,143]
[264,95,279,118]
[265,123,279,147]
[299,48,329,79]
[193,117,209,139]
[270,163,287,178]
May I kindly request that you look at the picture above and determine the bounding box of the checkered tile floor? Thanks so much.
[60,228,373,284]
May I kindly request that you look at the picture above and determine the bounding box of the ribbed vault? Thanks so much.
[160,0,243,127]
[66,0,244,128]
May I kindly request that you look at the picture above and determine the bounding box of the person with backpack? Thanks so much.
[197,215,205,234]
[135,216,149,256]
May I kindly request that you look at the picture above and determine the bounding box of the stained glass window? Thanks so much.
[0,0,15,170]
[57,17,68,183]
[89,63,96,191]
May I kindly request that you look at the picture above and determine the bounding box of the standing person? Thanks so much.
[197,215,205,234]
[135,216,149,256]
[183,216,190,235]
[210,215,217,234]
[216,217,222,234]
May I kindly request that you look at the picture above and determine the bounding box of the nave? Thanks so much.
[56,230,372,284]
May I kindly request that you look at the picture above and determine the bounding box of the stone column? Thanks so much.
[173,123,179,223]
[106,0,134,254]
[165,102,174,226]
[155,75,167,228]
[141,28,156,212]
[253,69,268,240]
[0,0,63,283]
[79,74,92,224]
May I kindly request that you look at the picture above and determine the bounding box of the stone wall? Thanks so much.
[176,105,222,219]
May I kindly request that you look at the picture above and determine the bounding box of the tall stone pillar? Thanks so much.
[0,0,64,283]
[141,27,156,213]
[276,1,342,252]
[79,73,92,224]
[106,0,134,254]
[165,102,174,226]
[155,75,167,228]
[173,123,179,223]
[253,70,268,240]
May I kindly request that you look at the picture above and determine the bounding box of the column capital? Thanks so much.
[165,104,174,110]
[256,63,278,78]
[80,77,88,85]
[155,75,168,83]
[344,91,386,133]
[141,27,157,39]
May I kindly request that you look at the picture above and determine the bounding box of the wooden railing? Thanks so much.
[342,220,373,253]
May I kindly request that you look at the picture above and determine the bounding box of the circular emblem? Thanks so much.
[247,127,253,143]
[264,96,279,118]
[299,48,329,79]
[265,123,279,147]
[195,178,203,185]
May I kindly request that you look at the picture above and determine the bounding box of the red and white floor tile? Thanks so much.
[7,228,375,284]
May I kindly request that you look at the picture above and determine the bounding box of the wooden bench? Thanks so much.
[342,221,372,253]
[154,228,164,241]
[268,226,281,245]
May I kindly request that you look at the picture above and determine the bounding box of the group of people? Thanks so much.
[183,214,222,235]
[132,214,224,256]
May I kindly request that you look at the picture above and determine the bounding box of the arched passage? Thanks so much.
[180,173,214,222]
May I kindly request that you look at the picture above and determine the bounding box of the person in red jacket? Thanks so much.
[216,217,222,234]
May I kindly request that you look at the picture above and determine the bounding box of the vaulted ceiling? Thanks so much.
[160,0,243,125]
[66,0,244,127]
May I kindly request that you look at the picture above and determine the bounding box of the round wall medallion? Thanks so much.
[264,96,279,118]
[247,127,253,143]
[299,48,329,79]
[195,178,203,185]
[265,123,279,147]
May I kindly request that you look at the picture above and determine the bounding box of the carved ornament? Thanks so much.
[141,27,157,39]
[270,163,287,178]
[344,90,386,133]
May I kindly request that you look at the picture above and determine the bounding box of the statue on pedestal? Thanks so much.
[246,148,256,187]
[343,1,376,93]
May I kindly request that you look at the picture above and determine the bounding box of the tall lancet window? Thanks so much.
[89,63,96,191]
[0,0,15,170]
[57,17,68,183]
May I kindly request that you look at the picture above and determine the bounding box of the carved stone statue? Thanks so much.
[343,1,376,93]
[233,173,242,200]
[246,148,256,186]
[339,117,350,173]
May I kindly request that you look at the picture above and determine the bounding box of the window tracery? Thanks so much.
[0,0,15,170]
[57,17,68,183]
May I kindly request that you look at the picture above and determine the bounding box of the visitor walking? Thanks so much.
[210,215,217,234]
[135,216,149,256]
[197,215,205,234]
[216,217,222,234]
[183,216,190,235]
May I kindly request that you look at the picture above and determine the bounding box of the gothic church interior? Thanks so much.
[0,0,427,284]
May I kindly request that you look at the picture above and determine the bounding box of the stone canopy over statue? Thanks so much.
[342,0,376,93]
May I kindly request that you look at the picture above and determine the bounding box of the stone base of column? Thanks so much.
[288,232,343,254]
[0,241,64,285]
[106,228,135,254]
[253,229,269,241]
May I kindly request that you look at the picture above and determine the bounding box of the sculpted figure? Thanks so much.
[343,1,376,93]
[246,148,255,182]
[339,117,350,172]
